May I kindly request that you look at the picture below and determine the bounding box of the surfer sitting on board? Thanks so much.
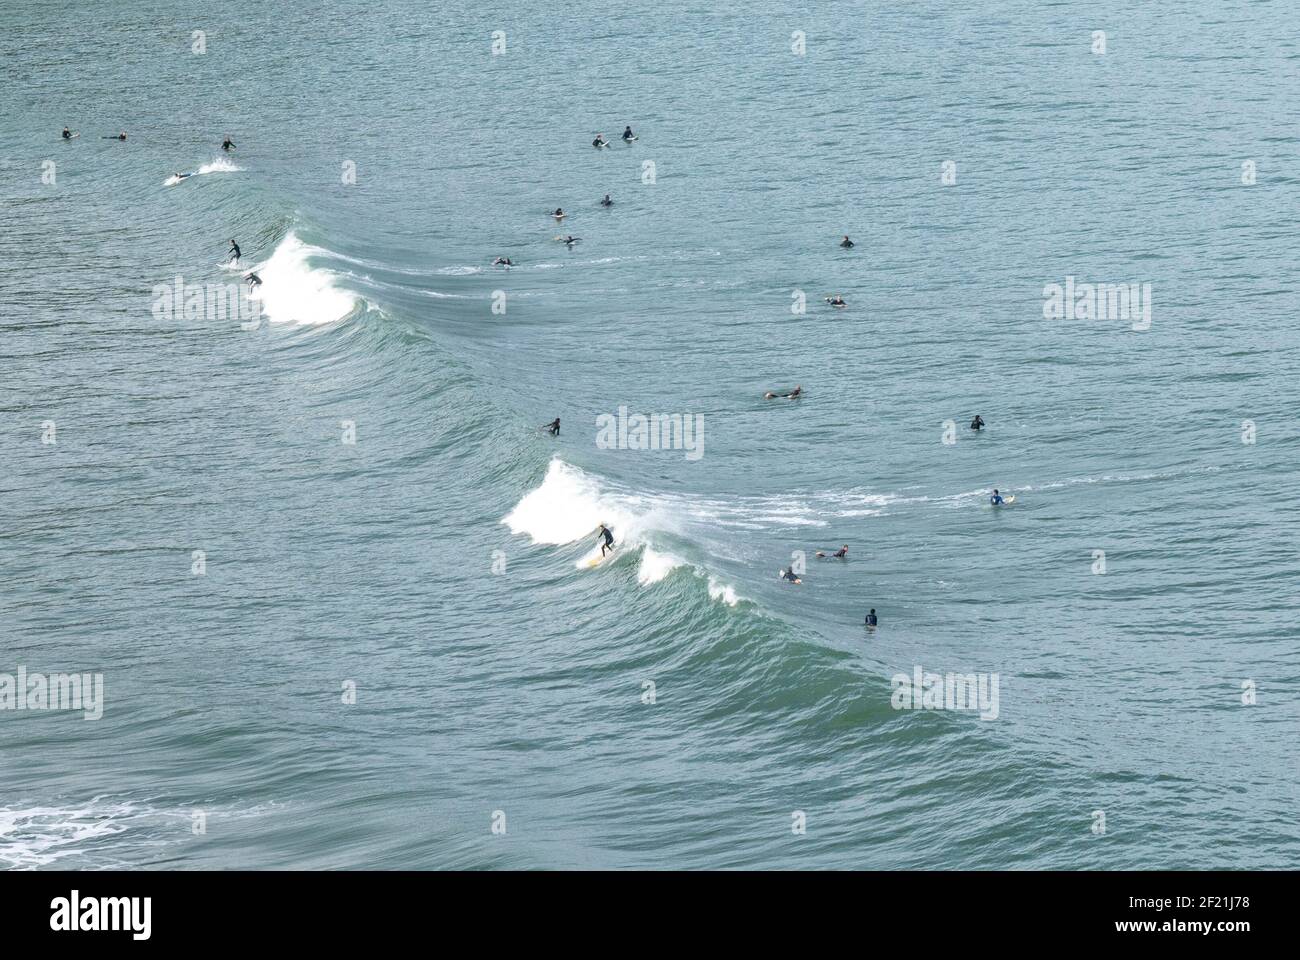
[542,418,560,436]
[222,135,235,152]
[593,133,610,148]
[600,194,613,207]
[816,544,848,559]
[763,385,802,399]
[62,127,75,140]
[622,126,635,142]
[990,488,1005,506]
[865,608,878,627]
[598,524,615,557]
[781,568,802,584]
[971,415,984,431]
[840,235,854,248]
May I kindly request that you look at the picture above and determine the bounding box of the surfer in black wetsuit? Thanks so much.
[816,544,848,559]
[493,257,513,266]
[542,418,560,436]
[781,568,802,584]
[222,135,235,151]
[552,208,566,220]
[622,125,635,142]
[763,385,803,399]
[62,127,75,140]
[244,272,262,290]
[865,608,878,627]
[593,133,609,148]
[600,194,613,207]
[840,235,854,248]
[598,523,615,557]
[227,240,241,263]
[560,236,581,247]
[971,415,985,431]
[825,295,846,307]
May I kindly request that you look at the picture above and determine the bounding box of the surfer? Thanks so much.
[244,271,262,290]
[825,295,846,307]
[971,415,985,431]
[227,239,241,263]
[865,608,878,627]
[990,488,1005,506]
[600,194,613,207]
[559,235,581,247]
[552,208,566,220]
[621,125,635,142]
[593,133,609,148]
[171,172,192,182]
[598,523,615,557]
[103,132,127,141]
[840,235,854,248]
[816,545,848,559]
[222,135,235,152]
[781,568,802,584]
[763,385,802,399]
[542,418,560,436]
[61,127,76,140]
[492,257,513,266]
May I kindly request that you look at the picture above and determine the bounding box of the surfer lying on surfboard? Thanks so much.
[764,385,801,399]
[815,545,848,559]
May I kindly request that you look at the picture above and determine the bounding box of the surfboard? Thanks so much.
[622,136,638,142]
[63,133,79,140]
[1004,495,1016,504]
[586,549,615,568]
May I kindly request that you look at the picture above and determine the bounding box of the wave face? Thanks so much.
[4,0,1299,871]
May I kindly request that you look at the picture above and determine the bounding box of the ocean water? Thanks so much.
[2,0,1298,870]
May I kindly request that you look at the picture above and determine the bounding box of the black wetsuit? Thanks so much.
[229,243,241,261]
[545,419,559,436]
[600,527,614,555]
[622,127,634,141]
[865,612,877,626]
[841,239,854,248]
[222,139,235,151]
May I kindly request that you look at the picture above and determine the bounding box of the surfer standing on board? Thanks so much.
[598,524,615,557]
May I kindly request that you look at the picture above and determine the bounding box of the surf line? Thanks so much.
[595,406,704,460]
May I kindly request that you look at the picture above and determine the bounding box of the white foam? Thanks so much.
[246,233,358,326]
[164,158,244,185]
[707,578,741,606]
[637,547,684,585]
[197,158,244,175]
[0,801,133,869]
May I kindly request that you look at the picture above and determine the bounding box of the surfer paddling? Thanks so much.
[816,545,848,559]
[764,385,802,399]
